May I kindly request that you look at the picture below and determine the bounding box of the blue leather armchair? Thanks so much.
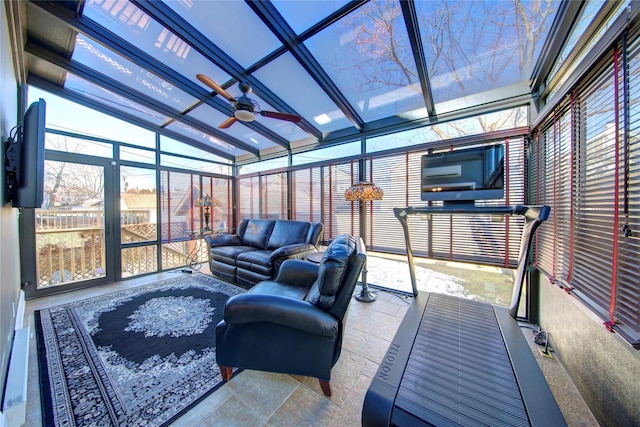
[216,234,366,396]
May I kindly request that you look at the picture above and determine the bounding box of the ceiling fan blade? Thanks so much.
[218,116,237,129]
[260,110,302,123]
[196,74,237,103]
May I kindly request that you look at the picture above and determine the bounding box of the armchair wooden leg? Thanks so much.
[219,365,232,381]
[319,379,332,397]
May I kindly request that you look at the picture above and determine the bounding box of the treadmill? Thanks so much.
[362,205,567,427]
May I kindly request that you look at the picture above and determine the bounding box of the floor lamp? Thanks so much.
[345,181,384,303]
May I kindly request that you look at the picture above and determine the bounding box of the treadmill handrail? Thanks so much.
[393,204,550,318]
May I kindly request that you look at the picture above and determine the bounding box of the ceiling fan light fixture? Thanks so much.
[234,110,255,122]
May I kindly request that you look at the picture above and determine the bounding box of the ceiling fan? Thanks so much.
[197,74,302,129]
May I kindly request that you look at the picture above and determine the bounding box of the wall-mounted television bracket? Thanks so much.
[4,125,22,204]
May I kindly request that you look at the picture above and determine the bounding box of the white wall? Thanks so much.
[0,0,22,401]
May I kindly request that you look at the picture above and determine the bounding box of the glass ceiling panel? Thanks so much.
[164,121,245,157]
[64,73,170,126]
[253,53,350,133]
[163,0,282,68]
[28,86,157,147]
[187,104,278,151]
[271,0,351,35]
[305,1,425,123]
[415,0,559,105]
[72,34,198,112]
[83,0,231,92]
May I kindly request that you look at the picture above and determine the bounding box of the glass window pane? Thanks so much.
[82,0,231,90]
[164,0,281,68]
[120,166,157,244]
[305,1,425,123]
[161,154,232,175]
[28,86,156,147]
[367,107,528,153]
[238,157,289,175]
[37,160,106,287]
[253,53,350,132]
[160,136,231,165]
[122,245,157,277]
[415,0,559,105]
[120,145,156,164]
[272,0,350,34]
[45,132,113,158]
[292,141,360,166]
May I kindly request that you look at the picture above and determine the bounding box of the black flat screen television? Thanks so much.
[420,143,504,206]
[13,98,46,209]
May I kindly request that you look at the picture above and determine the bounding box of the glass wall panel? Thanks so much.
[292,141,360,166]
[160,136,231,164]
[237,176,260,220]
[238,157,288,175]
[201,176,232,232]
[262,173,288,220]
[120,145,155,164]
[292,168,322,223]
[45,132,113,158]
[36,160,106,288]
[120,166,157,244]
[367,107,528,153]
[160,154,232,175]
[122,245,157,277]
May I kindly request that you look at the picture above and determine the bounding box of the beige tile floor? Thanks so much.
[23,267,599,426]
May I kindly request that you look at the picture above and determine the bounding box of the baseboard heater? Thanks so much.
[2,327,29,427]
[362,205,565,426]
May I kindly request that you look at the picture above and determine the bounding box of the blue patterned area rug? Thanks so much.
[34,273,244,426]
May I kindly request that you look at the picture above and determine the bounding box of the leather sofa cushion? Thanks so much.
[210,246,259,264]
[237,250,273,275]
[266,220,310,250]
[241,220,275,248]
[305,234,356,311]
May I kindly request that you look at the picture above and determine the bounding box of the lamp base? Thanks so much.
[355,285,377,303]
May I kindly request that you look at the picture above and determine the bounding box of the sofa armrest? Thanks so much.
[204,233,242,247]
[223,293,338,337]
[270,243,316,260]
[274,259,318,288]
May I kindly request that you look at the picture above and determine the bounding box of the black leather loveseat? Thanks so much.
[204,218,323,288]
